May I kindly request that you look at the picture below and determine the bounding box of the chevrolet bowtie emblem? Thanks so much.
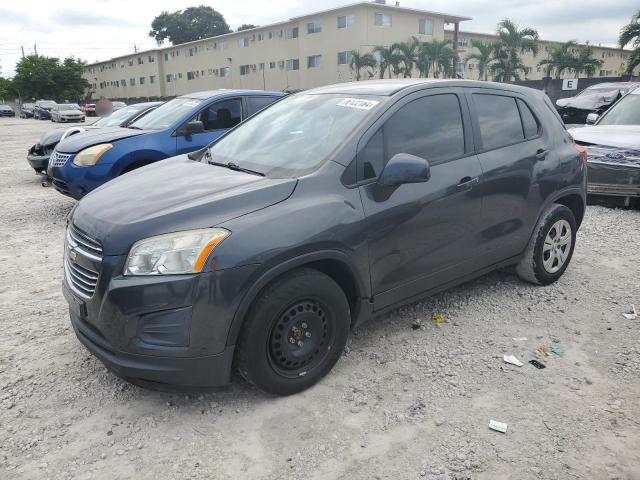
[69,249,77,262]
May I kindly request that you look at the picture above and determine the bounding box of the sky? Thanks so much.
[1,0,636,77]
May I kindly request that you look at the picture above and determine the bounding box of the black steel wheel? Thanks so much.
[236,268,350,395]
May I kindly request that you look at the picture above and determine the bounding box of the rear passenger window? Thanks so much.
[193,98,242,131]
[517,99,540,138]
[246,96,279,117]
[358,94,465,181]
[473,94,524,150]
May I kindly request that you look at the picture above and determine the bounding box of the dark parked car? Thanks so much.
[0,104,15,117]
[569,87,640,206]
[556,82,639,125]
[27,102,163,173]
[49,90,283,199]
[51,103,85,123]
[20,103,35,118]
[63,80,586,395]
[33,100,57,120]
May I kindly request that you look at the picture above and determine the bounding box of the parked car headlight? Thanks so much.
[73,144,112,166]
[124,228,230,275]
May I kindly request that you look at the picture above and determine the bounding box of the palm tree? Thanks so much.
[393,39,419,77]
[619,10,640,74]
[537,41,577,79]
[417,39,455,78]
[494,19,539,82]
[572,46,603,78]
[489,44,527,82]
[373,45,399,79]
[463,39,495,81]
[349,51,377,81]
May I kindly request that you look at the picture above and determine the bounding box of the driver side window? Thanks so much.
[191,98,242,132]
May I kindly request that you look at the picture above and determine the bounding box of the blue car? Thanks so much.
[48,90,284,199]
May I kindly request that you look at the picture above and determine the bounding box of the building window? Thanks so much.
[164,53,169,61]
[268,32,273,39]
[187,48,195,57]
[307,22,322,34]
[269,61,276,69]
[457,37,469,48]
[166,74,172,82]
[137,57,143,64]
[150,75,155,84]
[374,13,392,27]
[178,72,182,79]
[308,55,322,68]
[238,37,250,48]
[220,41,228,50]
[128,59,134,66]
[129,78,135,86]
[121,79,126,87]
[259,62,265,70]
[419,18,434,35]
[240,65,251,75]
[220,67,230,77]
[148,55,155,63]
[286,58,299,70]
[286,27,299,39]
[337,51,352,65]
[337,14,355,29]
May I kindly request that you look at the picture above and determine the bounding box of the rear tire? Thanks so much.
[516,203,577,285]
[236,268,350,395]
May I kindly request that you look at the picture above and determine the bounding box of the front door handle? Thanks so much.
[535,149,548,160]
[457,176,479,191]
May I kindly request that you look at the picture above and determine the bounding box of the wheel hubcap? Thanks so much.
[269,300,331,375]
[542,219,572,274]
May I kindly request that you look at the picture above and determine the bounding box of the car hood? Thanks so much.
[58,109,82,115]
[72,155,298,255]
[56,127,148,153]
[557,90,621,111]
[38,126,99,147]
[568,125,640,149]
[0,107,12,111]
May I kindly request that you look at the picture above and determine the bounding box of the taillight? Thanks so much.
[575,144,588,164]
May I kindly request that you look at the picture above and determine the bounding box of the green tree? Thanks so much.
[11,55,90,102]
[619,10,640,74]
[349,51,377,81]
[572,46,603,77]
[149,6,231,45]
[0,77,14,100]
[373,45,400,79]
[493,19,539,82]
[463,40,495,81]
[537,41,577,79]
[393,39,419,78]
[417,39,455,78]
[237,24,257,31]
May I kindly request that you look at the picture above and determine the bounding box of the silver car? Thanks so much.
[51,104,85,123]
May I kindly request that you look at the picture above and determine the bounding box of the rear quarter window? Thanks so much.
[517,99,540,138]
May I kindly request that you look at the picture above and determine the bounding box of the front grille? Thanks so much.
[65,224,103,299]
[50,151,72,167]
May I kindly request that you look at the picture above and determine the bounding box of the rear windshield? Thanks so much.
[597,93,640,126]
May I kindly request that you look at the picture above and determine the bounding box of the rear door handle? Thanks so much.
[457,176,479,191]
[535,149,548,160]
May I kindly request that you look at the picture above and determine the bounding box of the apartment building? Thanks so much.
[445,30,640,81]
[83,1,638,100]
[83,1,470,99]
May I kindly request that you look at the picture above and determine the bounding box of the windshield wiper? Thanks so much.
[127,125,143,130]
[208,160,264,177]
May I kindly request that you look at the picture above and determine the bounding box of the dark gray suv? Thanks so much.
[63,80,587,395]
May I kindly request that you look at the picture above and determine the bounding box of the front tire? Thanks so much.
[516,203,577,285]
[236,268,350,395]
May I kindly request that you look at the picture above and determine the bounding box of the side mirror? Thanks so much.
[586,113,599,125]
[181,120,204,136]
[378,153,431,187]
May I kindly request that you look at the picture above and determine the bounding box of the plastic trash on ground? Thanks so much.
[623,305,637,320]
[489,420,508,433]
[503,355,524,367]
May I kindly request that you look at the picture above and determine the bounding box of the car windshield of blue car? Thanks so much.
[93,105,146,127]
[209,93,385,177]
[130,97,202,130]
[597,92,640,126]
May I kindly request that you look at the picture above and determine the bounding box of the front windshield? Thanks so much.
[59,104,79,110]
[209,93,385,177]
[598,93,640,126]
[93,105,145,127]
[130,97,202,130]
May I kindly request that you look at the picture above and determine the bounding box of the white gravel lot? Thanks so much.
[1,117,639,480]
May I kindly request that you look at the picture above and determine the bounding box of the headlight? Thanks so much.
[73,143,112,166]
[124,228,230,275]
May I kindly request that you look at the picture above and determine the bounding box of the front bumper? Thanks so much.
[48,154,114,199]
[62,244,259,388]
[27,144,53,171]
[587,158,640,198]
[0,111,15,117]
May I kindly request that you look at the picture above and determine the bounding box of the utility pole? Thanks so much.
[21,46,25,58]
[134,43,138,53]
[34,43,38,55]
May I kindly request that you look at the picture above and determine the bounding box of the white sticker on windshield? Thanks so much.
[337,98,379,110]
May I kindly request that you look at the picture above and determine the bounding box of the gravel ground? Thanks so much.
[1,117,639,480]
